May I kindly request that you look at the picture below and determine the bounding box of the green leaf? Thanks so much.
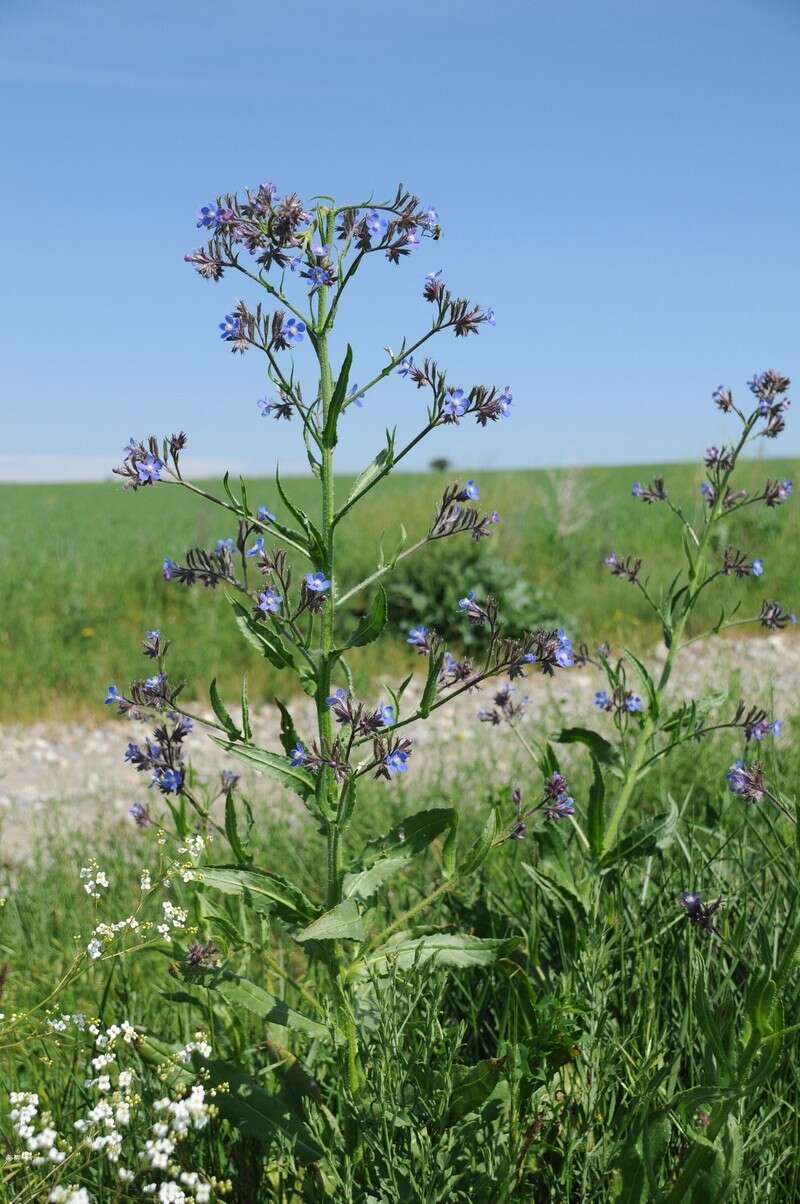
[224,794,249,864]
[419,646,445,718]
[693,955,730,1073]
[446,1058,507,1124]
[553,726,616,765]
[322,343,353,448]
[184,970,328,1039]
[228,596,297,671]
[356,932,521,977]
[587,756,605,858]
[296,899,366,943]
[196,865,320,926]
[624,647,660,718]
[240,676,252,741]
[274,467,326,562]
[344,435,395,510]
[460,808,498,876]
[204,1058,324,1163]
[211,738,314,804]
[442,811,459,879]
[600,802,678,867]
[210,678,241,739]
[274,698,301,758]
[344,585,387,649]
[343,809,454,903]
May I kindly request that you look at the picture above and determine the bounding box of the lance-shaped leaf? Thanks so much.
[343,808,455,903]
[295,899,366,943]
[182,969,329,1040]
[355,932,521,977]
[553,726,616,765]
[624,647,660,718]
[446,1058,507,1124]
[459,807,498,876]
[228,596,297,672]
[599,800,678,867]
[322,343,353,448]
[209,678,241,739]
[274,466,326,563]
[419,645,445,718]
[195,865,320,926]
[586,756,605,858]
[211,738,314,804]
[343,585,387,650]
[342,431,396,512]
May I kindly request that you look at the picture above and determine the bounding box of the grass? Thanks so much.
[1,726,799,1200]
[2,456,797,722]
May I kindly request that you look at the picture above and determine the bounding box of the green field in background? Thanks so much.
[2,457,796,721]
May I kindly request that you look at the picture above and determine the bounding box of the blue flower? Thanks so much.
[288,256,303,273]
[325,688,348,708]
[626,695,644,713]
[496,387,512,419]
[219,314,242,341]
[105,684,120,706]
[196,204,231,230]
[443,389,468,420]
[366,210,388,238]
[347,383,365,408]
[257,505,276,523]
[129,802,150,827]
[420,207,439,229]
[257,588,282,615]
[215,538,234,554]
[463,480,480,500]
[545,795,575,820]
[377,703,395,726]
[246,537,265,558]
[144,674,163,693]
[146,629,160,640]
[485,308,496,326]
[631,483,643,498]
[384,749,409,776]
[397,356,414,377]
[407,626,428,647]
[593,691,609,709]
[700,482,715,500]
[306,265,335,288]
[305,571,331,592]
[290,743,307,767]
[124,742,142,762]
[751,558,764,577]
[163,557,177,581]
[555,629,574,668]
[281,317,306,346]
[136,454,164,485]
[458,590,477,612]
[154,767,183,794]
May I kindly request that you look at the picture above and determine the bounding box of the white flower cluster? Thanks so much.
[8,1091,66,1165]
[8,1023,227,1204]
[79,860,109,899]
[157,900,188,939]
[86,914,144,960]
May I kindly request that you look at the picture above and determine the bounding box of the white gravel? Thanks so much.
[1,634,795,862]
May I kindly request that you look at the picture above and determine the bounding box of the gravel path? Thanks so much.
[1,634,796,862]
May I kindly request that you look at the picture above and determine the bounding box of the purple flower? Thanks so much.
[196,204,232,230]
[281,317,306,346]
[290,743,307,767]
[384,749,409,776]
[751,558,764,577]
[219,314,242,342]
[257,505,276,523]
[626,695,644,713]
[129,802,151,828]
[305,571,331,592]
[397,356,414,378]
[443,389,468,421]
[726,760,765,803]
[136,454,164,485]
[105,684,120,706]
[257,588,282,615]
[420,207,439,229]
[154,767,183,794]
[593,691,610,710]
[554,629,574,668]
[366,210,388,238]
[545,795,575,820]
[162,557,177,581]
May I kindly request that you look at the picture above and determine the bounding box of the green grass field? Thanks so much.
[2,457,797,721]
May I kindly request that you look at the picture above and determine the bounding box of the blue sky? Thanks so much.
[1,0,798,479]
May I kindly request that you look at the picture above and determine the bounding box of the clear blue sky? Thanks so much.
[2,0,798,479]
